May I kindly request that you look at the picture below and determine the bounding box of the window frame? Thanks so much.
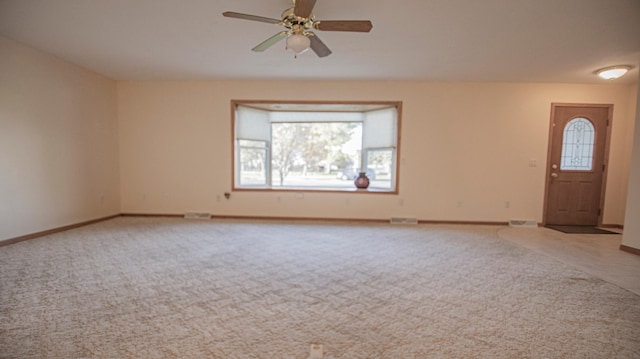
[362,147,397,191]
[231,100,402,194]
[236,139,270,187]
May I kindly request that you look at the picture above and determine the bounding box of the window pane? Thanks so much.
[365,149,394,190]
[560,118,595,171]
[239,146,267,185]
[271,122,362,189]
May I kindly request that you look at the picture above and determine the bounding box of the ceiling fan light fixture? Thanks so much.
[223,0,373,58]
[286,33,310,56]
[595,65,631,80]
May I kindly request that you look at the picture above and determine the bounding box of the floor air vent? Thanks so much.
[390,217,418,225]
[508,219,538,228]
[184,212,211,220]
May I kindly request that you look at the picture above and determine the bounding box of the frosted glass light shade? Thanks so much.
[286,34,310,55]
[596,66,631,80]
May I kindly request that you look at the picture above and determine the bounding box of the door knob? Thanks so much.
[552,164,558,169]
[551,173,558,178]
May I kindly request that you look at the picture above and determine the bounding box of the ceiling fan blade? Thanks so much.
[293,0,317,18]
[223,11,281,24]
[315,20,373,32]
[252,32,289,52]
[309,34,332,58]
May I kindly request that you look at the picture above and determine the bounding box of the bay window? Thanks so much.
[232,101,401,193]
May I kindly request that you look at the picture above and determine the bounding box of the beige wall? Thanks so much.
[1,34,636,237]
[117,80,637,224]
[0,36,120,241]
[622,75,640,250]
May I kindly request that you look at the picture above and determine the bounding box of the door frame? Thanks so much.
[542,103,614,227]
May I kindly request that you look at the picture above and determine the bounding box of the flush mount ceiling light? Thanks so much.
[595,65,631,80]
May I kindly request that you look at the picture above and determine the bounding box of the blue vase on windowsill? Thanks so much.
[354,172,370,189]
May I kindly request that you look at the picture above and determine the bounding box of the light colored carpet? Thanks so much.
[1,217,639,358]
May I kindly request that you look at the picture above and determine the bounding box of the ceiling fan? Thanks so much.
[223,0,373,58]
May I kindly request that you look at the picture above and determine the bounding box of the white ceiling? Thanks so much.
[1,0,639,84]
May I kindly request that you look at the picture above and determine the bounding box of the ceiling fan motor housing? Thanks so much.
[281,7,315,34]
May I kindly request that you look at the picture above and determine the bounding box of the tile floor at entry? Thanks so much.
[498,226,640,296]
